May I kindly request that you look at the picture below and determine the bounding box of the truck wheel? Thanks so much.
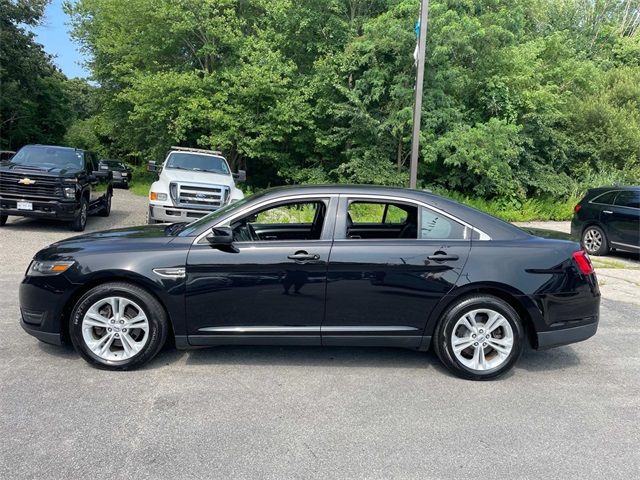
[99,191,112,217]
[70,197,88,232]
[146,209,158,224]
[0,214,7,226]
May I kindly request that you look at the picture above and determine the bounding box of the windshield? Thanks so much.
[177,195,254,236]
[101,160,126,168]
[10,145,83,169]
[165,152,229,175]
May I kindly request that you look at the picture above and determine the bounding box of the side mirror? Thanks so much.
[206,226,234,246]
[147,160,162,173]
[233,170,246,182]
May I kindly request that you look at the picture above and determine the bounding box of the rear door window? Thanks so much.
[420,207,468,240]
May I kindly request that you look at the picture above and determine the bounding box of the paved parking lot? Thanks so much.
[1,190,639,479]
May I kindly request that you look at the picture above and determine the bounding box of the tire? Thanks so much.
[0,214,7,226]
[69,282,169,370]
[146,209,158,224]
[433,295,524,381]
[581,225,609,256]
[99,191,112,217]
[70,197,88,231]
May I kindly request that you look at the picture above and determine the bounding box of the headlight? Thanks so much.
[27,260,75,276]
[150,192,167,201]
[121,172,128,177]
[64,187,76,198]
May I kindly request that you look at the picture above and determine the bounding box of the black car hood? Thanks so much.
[35,224,181,260]
[0,161,81,177]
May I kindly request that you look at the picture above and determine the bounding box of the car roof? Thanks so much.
[246,185,528,240]
[21,144,86,153]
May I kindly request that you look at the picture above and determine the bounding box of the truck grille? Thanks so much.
[173,183,229,210]
[0,171,62,198]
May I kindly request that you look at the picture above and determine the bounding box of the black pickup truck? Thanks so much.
[0,145,113,231]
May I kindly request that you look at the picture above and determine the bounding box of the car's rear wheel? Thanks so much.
[69,282,168,370]
[0,214,7,226]
[582,225,609,256]
[433,295,524,380]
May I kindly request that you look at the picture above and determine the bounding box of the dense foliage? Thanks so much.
[4,1,640,205]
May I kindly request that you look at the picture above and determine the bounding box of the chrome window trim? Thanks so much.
[194,192,490,243]
[341,193,491,240]
[194,193,339,244]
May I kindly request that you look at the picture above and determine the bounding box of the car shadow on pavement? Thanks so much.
[34,338,582,377]
[517,346,581,372]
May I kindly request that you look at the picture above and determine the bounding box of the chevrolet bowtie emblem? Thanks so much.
[18,178,36,185]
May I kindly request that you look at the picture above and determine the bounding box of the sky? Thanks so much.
[33,0,89,79]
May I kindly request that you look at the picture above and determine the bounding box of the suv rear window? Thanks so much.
[591,191,617,205]
[614,191,640,209]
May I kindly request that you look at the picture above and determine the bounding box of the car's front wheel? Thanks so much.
[582,225,609,256]
[70,197,88,231]
[433,295,524,380]
[69,282,169,370]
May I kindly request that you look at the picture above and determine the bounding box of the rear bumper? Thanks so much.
[0,195,77,221]
[536,317,598,349]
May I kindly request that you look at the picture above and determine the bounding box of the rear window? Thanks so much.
[614,191,640,209]
[591,191,617,205]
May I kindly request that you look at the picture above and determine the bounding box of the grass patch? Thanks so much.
[128,180,152,197]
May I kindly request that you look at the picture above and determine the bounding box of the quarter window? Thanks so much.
[614,191,640,209]
[420,207,467,240]
[592,191,617,205]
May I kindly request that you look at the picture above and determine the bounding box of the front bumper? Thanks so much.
[19,273,77,345]
[149,204,212,222]
[0,195,77,221]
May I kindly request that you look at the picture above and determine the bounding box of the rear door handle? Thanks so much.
[602,210,612,214]
[287,252,320,262]
[427,253,459,262]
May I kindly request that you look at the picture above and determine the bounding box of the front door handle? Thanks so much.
[427,252,459,262]
[602,210,613,214]
[287,252,320,262]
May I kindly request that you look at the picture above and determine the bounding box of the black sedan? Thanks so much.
[98,159,132,188]
[20,186,600,380]
[571,186,639,256]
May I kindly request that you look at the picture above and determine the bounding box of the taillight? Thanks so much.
[574,204,582,213]
[572,250,594,275]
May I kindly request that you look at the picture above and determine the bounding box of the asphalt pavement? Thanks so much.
[1,189,638,479]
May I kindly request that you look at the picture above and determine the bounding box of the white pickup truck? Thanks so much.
[147,146,245,224]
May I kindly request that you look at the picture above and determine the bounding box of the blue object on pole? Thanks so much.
[415,20,420,38]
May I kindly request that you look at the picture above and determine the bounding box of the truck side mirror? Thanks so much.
[147,160,162,173]
[233,170,246,182]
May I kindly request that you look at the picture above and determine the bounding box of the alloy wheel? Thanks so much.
[81,296,150,361]
[450,308,514,371]
[583,228,602,254]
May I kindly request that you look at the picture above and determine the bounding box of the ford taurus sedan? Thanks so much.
[20,186,600,380]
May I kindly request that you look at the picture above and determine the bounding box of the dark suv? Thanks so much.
[0,145,113,231]
[571,186,639,255]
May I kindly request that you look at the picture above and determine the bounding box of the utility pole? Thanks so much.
[409,0,429,189]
